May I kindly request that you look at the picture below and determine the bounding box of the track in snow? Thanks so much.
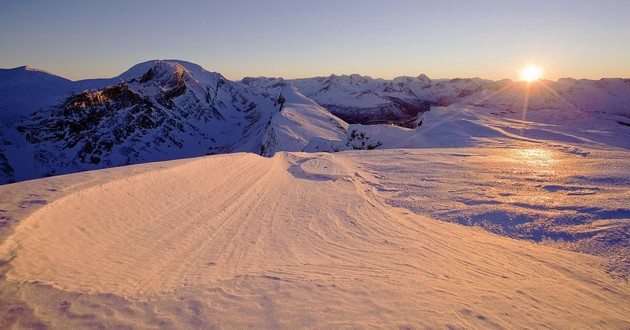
[0,151,628,328]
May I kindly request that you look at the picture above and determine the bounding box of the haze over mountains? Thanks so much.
[1,60,629,184]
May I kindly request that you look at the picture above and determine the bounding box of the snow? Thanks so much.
[0,66,73,119]
[117,59,226,86]
[290,75,630,137]
[0,60,629,327]
[2,61,628,185]
[260,85,348,156]
[302,104,626,155]
[0,147,628,328]
[0,60,281,183]
[0,60,226,120]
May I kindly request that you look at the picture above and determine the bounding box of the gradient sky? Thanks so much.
[1,0,629,81]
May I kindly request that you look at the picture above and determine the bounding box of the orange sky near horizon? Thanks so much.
[1,0,628,81]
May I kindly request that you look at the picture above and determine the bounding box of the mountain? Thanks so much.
[1,60,629,184]
[0,66,73,119]
[290,74,630,130]
[289,74,431,128]
[0,60,357,183]
[0,61,283,182]
[1,62,629,328]
[240,78,348,156]
[289,74,630,149]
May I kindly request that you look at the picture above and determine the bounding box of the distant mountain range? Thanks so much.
[1,60,629,184]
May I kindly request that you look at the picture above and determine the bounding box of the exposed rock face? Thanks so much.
[0,152,14,184]
[5,61,277,181]
[321,99,429,128]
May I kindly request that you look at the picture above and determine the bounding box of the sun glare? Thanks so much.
[519,65,543,82]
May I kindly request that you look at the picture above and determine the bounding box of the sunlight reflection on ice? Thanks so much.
[512,148,558,174]
[356,148,627,241]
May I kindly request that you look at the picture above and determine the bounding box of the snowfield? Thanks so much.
[0,145,629,328]
[0,60,629,328]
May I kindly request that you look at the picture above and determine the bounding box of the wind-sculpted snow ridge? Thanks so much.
[0,151,628,328]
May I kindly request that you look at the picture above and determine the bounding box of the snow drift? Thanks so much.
[0,150,628,328]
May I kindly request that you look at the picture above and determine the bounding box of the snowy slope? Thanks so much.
[0,66,74,119]
[240,77,349,155]
[1,61,629,328]
[290,75,630,133]
[256,84,348,156]
[0,150,628,328]
[1,60,629,184]
[340,106,627,151]
[1,61,278,183]
[290,74,430,127]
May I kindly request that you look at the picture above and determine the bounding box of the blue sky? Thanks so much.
[1,0,628,80]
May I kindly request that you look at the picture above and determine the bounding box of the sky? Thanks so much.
[1,0,629,81]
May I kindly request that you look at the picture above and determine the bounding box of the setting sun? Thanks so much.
[519,65,543,82]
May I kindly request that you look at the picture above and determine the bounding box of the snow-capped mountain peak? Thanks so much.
[0,60,283,182]
[1,59,629,184]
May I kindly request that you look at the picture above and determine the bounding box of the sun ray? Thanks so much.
[468,80,518,107]
[521,81,531,133]
[537,80,583,111]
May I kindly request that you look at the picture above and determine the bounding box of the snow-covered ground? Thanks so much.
[0,60,629,327]
[0,143,628,328]
[3,61,629,183]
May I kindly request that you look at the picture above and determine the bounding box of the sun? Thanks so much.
[519,65,543,82]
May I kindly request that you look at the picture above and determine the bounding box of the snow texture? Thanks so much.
[0,60,629,328]
[0,149,628,328]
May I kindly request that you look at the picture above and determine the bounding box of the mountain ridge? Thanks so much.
[1,59,629,184]
[9,61,630,85]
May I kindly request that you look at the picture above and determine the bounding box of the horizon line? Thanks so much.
[2,61,629,83]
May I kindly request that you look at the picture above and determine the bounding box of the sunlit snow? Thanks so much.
[0,60,628,328]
